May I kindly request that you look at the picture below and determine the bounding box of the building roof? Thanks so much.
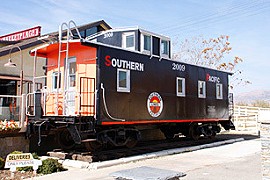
[0,20,111,57]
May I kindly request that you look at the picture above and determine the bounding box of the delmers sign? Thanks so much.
[0,26,41,41]
[5,153,42,171]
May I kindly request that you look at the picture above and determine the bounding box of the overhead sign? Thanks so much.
[5,153,42,171]
[0,26,41,41]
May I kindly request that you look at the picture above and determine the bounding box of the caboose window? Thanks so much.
[117,69,130,93]
[198,80,206,98]
[141,34,151,54]
[216,83,223,99]
[52,72,61,91]
[161,40,169,58]
[176,77,185,97]
[123,32,135,50]
[68,61,76,87]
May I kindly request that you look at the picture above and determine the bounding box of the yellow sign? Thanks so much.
[7,153,33,161]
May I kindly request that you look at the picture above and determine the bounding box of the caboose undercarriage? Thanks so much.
[27,106,234,151]
[27,116,141,150]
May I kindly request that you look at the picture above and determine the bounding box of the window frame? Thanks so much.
[122,32,135,51]
[198,80,206,98]
[216,83,223,99]
[176,77,186,97]
[160,39,169,58]
[68,58,76,88]
[140,33,152,55]
[117,69,130,93]
[52,71,61,91]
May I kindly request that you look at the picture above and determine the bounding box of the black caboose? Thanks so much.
[27,21,234,150]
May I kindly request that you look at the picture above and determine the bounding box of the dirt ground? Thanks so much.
[0,170,36,180]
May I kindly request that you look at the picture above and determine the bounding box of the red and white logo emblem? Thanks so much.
[147,92,163,117]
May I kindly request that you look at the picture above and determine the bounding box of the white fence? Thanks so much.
[233,105,270,132]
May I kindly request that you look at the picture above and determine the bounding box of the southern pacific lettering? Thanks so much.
[105,55,144,72]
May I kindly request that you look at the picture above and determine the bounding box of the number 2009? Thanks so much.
[172,63,185,71]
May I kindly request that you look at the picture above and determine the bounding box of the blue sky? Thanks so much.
[1,0,269,95]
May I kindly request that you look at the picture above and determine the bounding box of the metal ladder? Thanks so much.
[55,20,82,116]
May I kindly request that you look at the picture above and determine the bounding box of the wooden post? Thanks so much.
[235,116,238,131]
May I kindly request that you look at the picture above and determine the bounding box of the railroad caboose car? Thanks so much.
[27,21,234,150]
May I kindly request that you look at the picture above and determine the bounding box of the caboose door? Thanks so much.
[65,57,76,115]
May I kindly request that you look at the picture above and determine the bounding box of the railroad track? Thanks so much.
[47,132,258,163]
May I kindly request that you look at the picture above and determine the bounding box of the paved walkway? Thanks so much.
[34,139,262,180]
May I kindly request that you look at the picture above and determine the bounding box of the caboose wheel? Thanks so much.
[56,128,76,150]
[84,141,102,151]
[209,132,216,139]
[189,123,200,141]
[125,138,138,148]
[160,127,175,140]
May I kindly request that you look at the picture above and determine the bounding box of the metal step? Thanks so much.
[81,139,97,143]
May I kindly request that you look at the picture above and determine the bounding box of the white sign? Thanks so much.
[0,26,41,41]
[5,153,42,171]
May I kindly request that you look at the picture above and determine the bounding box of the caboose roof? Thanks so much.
[30,38,232,75]
[30,40,82,57]
[85,27,170,42]
[30,23,232,76]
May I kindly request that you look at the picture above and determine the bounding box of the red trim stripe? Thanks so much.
[101,118,228,125]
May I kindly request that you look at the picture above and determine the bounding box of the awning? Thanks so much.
[0,75,31,82]
[29,40,81,58]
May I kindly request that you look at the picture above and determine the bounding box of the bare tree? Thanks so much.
[251,100,270,108]
[173,35,251,89]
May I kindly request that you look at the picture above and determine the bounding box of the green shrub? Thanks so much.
[10,151,23,154]
[37,158,67,175]
[31,152,39,160]
[0,157,4,169]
